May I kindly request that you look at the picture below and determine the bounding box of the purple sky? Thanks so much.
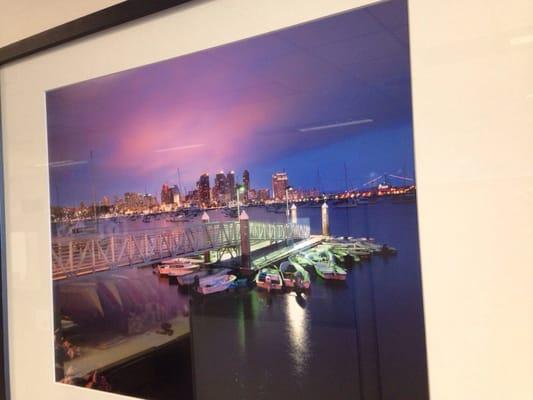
[46,0,414,206]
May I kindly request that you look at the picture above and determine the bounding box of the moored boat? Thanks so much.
[178,268,231,286]
[279,261,311,290]
[314,261,347,281]
[158,260,199,276]
[255,266,283,291]
[289,254,314,269]
[195,274,237,295]
[168,263,200,277]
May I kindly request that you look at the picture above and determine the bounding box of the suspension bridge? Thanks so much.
[361,173,414,188]
[51,220,311,280]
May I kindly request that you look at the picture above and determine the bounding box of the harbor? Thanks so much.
[53,200,427,399]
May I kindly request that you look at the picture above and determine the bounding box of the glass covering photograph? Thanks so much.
[46,1,428,399]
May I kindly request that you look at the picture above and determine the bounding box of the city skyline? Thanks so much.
[46,1,414,207]
[51,164,411,209]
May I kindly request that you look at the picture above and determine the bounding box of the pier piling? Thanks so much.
[239,210,251,270]
[321,202,330,236]
[201,211,211,263]
[290,203,298,224]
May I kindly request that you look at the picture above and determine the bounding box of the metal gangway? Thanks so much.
[51,221,311,280]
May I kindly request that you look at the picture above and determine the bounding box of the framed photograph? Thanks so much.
[44,1,428,399]
[2,1,531,400]
[6,1,427,399]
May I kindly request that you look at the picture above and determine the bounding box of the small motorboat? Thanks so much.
[322,241,371,259]
[157,261,199,276]
[289,254,314,269]
[329,246,361,263]
[303,250,329,264]
[178,268,230,286]
[161,257,203,265]
[279,261,311,290]
[157,264,172,276]
[380,244,397,255]
[314,262,347,281]
[255,267,283,291]
[195,274,237,295]
[353,238,384,253]
[168,263,200,277]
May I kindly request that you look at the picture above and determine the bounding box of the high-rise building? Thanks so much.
[213,170,228,205]
[144,194,157,208]
[272,172,288,200]
[227,171,236,201]
[124,192,145,209]
[197,173,211,206]
[242,169,250,201]
[160,184,173,205]
[169,184,181,206]
[101,196,110,207]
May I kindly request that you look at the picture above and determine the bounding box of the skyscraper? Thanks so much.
[227,171,236,201]
[242,169,250,202]
[197,173,210,206]
[272,172,288,200]
[170,184,181,206]
[214,170,227,205]
[160,183,173,204]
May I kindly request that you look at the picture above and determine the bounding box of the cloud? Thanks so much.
[154,144,205,153]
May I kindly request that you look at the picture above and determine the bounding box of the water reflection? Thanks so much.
[284,293,310,377]
[191,202,428,400]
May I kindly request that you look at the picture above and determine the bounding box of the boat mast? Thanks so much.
[89,150,98,231]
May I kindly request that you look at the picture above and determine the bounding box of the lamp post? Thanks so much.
[236,184,245,219]
[285,185,293,224]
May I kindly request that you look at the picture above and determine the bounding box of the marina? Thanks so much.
[53,200,427,399]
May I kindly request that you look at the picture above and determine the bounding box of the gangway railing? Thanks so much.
[51,220,310,279]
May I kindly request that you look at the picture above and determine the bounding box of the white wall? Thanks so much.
[0,0,121,47]
[409,1,533,398]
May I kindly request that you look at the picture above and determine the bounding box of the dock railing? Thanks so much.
[51,220,310,279]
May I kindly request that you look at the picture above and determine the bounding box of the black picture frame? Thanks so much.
[0,1,194,398]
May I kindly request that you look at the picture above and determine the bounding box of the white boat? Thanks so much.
[157,264,173,276]
[158,262,198,277]
[168,263,200,277]
[161,257,203,265]
[177,268,230,286]
[196,274,237,295]
[255,267,283,291]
